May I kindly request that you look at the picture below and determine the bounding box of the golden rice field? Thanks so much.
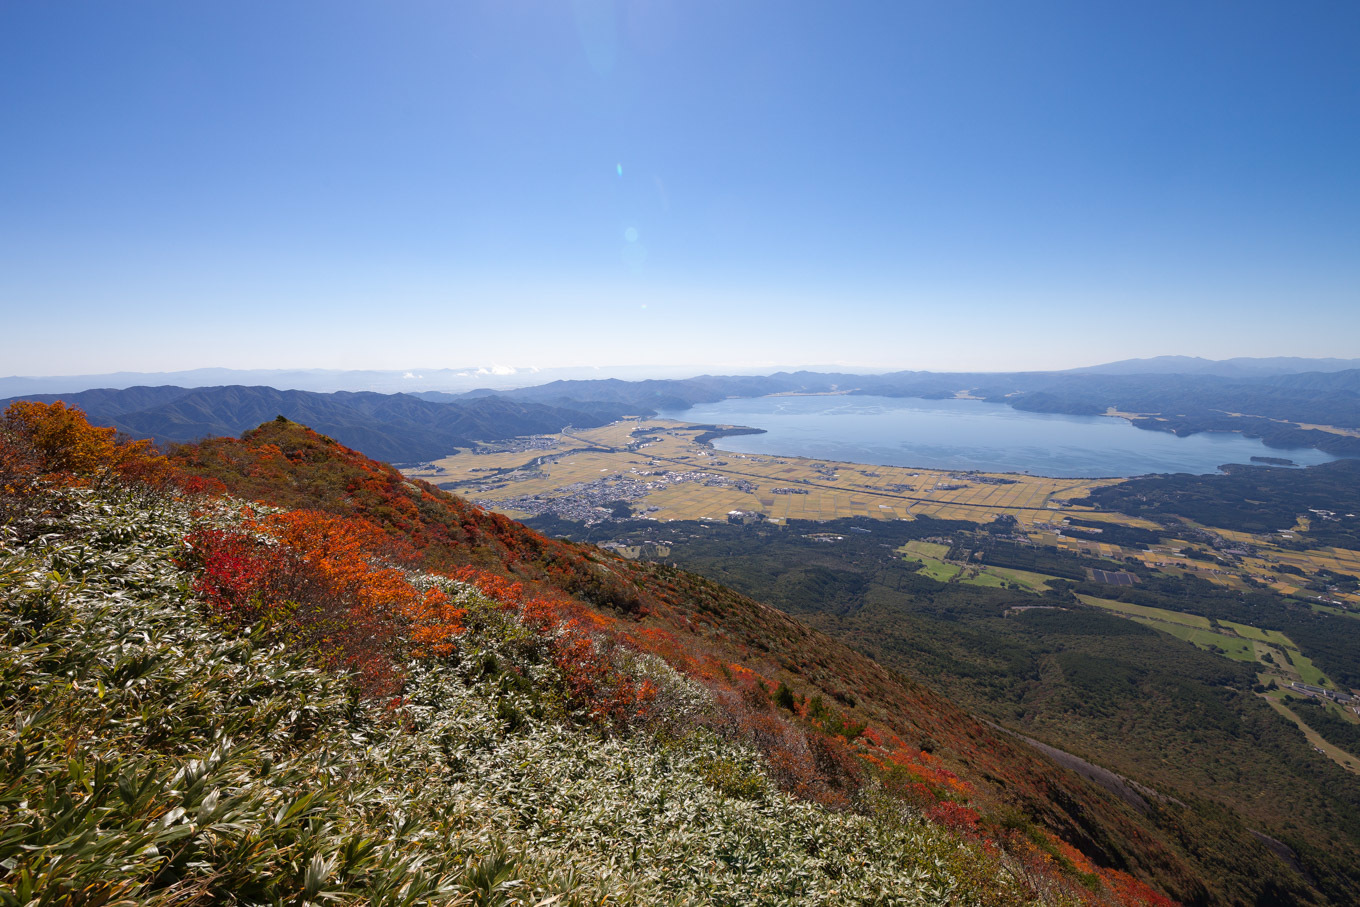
[401,418,1360,606]
[403,418,1124,528]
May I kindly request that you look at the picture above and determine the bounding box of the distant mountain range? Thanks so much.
[6,357,1360,463]
[5,356,1359,399]
[0,385,632,463]
[1067,356,1360,377]
[0,363,840,398]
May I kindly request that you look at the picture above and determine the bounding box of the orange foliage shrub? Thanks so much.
[0,425,40,503]
[553,619,657,724]
[183,509,467,698]
[1098,868,1180,907]
[175,473,229,496]
[2,400,167,483]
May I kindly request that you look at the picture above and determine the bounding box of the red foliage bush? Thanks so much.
[184,528,273,619]
[1099,868,1179,907]
[552,619,656,724]
[181,510,468,699]
[925,800,982,836]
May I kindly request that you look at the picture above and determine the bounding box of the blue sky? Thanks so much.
[2,1,1357,376]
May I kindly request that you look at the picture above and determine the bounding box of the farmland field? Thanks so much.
[402,418,1360,613]
[959,569,1008,588]
[916,558,961,583]
[1078,595,1337,687]
[404,418,1124,528]
[1076,595,1213,629]
[898,540,951,560]
[1147,623,1258,661]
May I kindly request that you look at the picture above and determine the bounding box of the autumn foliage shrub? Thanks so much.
[0,420,42,528]
[182,510,464,699]
[2,400,167,483]
[551,619,658,724]
[182,511,660,724]
[184,528,273,619]
[434,565,664,726]
[1,400,171,538]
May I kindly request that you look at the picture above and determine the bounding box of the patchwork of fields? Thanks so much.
[1076,593,1360,774]
[404,418,1360,612]
[401,415,1360,828]
[405,418,1119,527]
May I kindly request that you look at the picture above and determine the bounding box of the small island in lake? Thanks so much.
[1251,455,1296,466]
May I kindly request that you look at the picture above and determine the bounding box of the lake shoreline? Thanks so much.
[660,395,1338,479]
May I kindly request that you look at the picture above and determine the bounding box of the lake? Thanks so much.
[659,395,1338,478]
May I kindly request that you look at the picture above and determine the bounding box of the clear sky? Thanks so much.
[2,1,1358,376]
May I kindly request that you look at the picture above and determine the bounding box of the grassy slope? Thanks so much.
[164,419,1211,905]
[2,488,1042,905]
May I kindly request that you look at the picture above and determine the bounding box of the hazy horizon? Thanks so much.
[8,352,1360,382]
[3,2,1357,375]
[7,353,1360,402]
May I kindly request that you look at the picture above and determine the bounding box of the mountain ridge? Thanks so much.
[7,356,1360,400]
[0,385,633,463]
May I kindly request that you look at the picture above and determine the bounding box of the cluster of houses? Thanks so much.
[471,436,560,455]
[484,467,760,526]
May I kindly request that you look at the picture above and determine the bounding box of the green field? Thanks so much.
[1136,621,1257,661]
[897,542,962,582]
[1222,621,1292,646]
[1310,602,1360,620]
[960,570,1007,588]
[1080,596,1337,685]
[900,546,1051,590]
[1291,648,1331,687]
[899,540,951,560]
[1255,643,1332,686]
[957,566,1057,591]
[915,557,961,582]
[981,565,1058,592]
[1077,595,1213,628]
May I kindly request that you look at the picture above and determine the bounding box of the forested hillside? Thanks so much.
[0,386,633,462]
[538,514,1360,905]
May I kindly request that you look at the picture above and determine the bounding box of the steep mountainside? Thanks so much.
[167,417,1333,906]
[0,402,1207,905]
[6,403,1348,903]
[4,414,1048,904]
[592,514,1360,903]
